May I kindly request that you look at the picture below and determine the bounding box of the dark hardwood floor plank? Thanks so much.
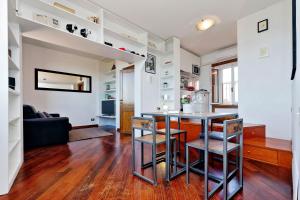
[0,129,292,200]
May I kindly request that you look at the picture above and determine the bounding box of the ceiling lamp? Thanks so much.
[196,18,216,31]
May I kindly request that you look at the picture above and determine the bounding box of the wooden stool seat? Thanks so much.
[187,138,240,154]
[136,134,175,144]
[157,128,187,135]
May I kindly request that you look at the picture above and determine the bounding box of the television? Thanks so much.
[102,100,115,116]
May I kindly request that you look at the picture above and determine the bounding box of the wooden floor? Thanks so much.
[0,128,292,200]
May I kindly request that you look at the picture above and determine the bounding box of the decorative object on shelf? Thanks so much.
[181,95,193,113]
[104,41,113,47]
[106,84,110,91]
[187,86,195,91]
[164,70,169,76]
[111,64,116,71]
[53,2,75,14]
[9,77,15,90]
[163,94,169,100]
[49,17,60,28]
[141,54,145,57]
[119,47,126,51]
[148,41,157,49]
[33,13,48,25]
[87,16,99,24]
[145,53,156,74]
[8,49,11,57]
[163,82,168,88]
[66,24,78,33]
[258,19,268,33]
[192,64,200,76]
[80,28,91,38]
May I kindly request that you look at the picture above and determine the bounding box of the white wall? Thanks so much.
[292,0,300,198]
[238,0,292,140]
[180,48,201,73]
[23,43,101,127]
[201,45,237,66]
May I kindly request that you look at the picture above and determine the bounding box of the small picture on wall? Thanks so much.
[192,64,200,76]
[258,19,268,33]
[145,53,156,74]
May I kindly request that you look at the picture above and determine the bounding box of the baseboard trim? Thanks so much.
[72,124,98,130]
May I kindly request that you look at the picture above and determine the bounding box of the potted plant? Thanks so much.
[181,95,193,113]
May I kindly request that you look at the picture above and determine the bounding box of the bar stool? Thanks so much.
[132,117,177,185]
[154,116,187,157]
[186,118,243,200]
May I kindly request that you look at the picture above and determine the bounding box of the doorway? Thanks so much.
[120,65,134,134]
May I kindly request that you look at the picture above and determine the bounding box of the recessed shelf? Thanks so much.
[9,139,20,154]
[8,24,19,47]
[105,80,116,84]
[18,16,145,64]
[105,70,116,75]
[8,56,19,70]
[24,0,101,29]
[97,115,116,119]
[160,75,174,79]
[161,88,174,91]
[104,27,146,47]
[9,88,20,96]
[105,89,116,92]
[9,116,20,124]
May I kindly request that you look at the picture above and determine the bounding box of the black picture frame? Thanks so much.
[257,19,268,33]
[291,0,297,80]
[145,53,156,74]
[192,64,200,76]
[35,68,92,93]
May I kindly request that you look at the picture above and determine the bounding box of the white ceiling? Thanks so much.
[91,0,282,56]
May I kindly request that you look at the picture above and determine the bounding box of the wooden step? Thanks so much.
[244,137,292,168]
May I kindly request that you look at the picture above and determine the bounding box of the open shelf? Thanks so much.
[9,88,20,96]
[160,75,174,79]
[18,16,145,64]
[105,70,116,75]
[9,140,20,154]
[105,80,116,84]
[8,56,19,70]
[9,116,20,124]
[23,0,101,29]
[161,87,174,91]
[97,115,116,119]
[8,24,19,47]
[105,89,116,92]
[104,27,146,47]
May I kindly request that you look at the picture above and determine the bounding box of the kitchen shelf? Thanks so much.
[24,0,101,29]
[105,80,116,84]
[161,88,174,91]
[104,27,146,47]
[18,16,145,64]
[8,56,19,70]
[160,75,174,79]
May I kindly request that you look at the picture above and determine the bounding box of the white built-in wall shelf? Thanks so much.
[25,0,101,29]
[8,88,20,96]
[8,56,19,70]
[8,25,19,47]
[105,80,116,84]
[105,89,116,92]
[17,16,145,63]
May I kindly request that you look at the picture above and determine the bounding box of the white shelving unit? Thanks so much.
[0,0,23,195]
[16,0,146,64]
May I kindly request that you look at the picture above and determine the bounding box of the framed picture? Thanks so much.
[145,53,156,74]
[258,19,268,33]
[192,64,200,76]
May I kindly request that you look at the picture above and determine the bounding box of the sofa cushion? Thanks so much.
[37,112,47,118]
[43,112,52,118]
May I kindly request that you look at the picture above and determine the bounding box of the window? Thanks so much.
[221,66,238,104]
[211,59,238,104]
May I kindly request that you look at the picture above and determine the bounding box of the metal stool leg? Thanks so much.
[152,143,157,186]
[184,132,187,160]
[186,145,190,184]
[223,152,228,200]
[178,135,181,154]
[132,130,135,173]
[173,140,177,173]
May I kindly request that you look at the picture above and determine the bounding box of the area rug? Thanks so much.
[69,127,113,142]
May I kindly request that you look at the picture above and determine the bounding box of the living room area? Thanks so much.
[1,0,299,199]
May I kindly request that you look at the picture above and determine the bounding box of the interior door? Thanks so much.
[120,66,134,134]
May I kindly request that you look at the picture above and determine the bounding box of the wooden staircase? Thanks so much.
[157,121,292,168]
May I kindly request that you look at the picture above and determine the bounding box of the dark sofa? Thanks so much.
[23,105,71,149]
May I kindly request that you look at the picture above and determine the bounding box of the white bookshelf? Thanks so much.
[0,0,23,195]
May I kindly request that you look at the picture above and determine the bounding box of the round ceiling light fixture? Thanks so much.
[196,18,216,31]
